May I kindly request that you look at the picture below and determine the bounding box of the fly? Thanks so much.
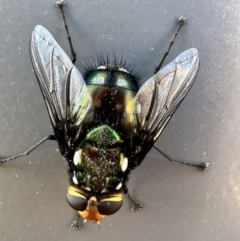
[0,0,209,229]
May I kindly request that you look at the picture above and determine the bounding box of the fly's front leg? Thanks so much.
[70,212,82,230]
[127,193,144,212]
[124,185,143,212]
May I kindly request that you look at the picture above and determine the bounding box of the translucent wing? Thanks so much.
[30,25,92,157]
[127,48,199,167]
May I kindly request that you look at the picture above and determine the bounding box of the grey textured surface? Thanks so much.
[0,0,240,240]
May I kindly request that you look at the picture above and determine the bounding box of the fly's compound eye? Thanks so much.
[98,193,123,215]
[66,186,88,211]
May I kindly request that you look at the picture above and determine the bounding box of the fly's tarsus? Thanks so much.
[127,193,144,212]
[55,0,77,63]
[154,16,186,74]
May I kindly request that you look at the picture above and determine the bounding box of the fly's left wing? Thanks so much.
[126,48,199,168]
[30,25,93,158]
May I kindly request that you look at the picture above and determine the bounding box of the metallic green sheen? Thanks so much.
[72,69,137,194]
[86,125,122,147]
[75,144,123,193]
[85,70,137,91]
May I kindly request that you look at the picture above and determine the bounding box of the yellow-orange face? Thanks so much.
[67,186,123,222]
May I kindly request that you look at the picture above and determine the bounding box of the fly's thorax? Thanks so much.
[71,125,129,193]
[73,145,123,193]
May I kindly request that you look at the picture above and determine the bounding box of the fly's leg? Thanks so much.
[55,0,77,63]
[154,17,186,74]
[70,212,82,230]
[153,146,210,171]
[127,193,144,212]
[123,185,143,211]
[0,135,56,163]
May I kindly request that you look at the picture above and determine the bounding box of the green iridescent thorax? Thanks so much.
[85,125,122,147]
[72,125,128,194]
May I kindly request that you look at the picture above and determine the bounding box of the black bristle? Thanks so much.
[80,53,145,88]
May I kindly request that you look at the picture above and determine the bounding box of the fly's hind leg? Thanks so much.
[55,0,77,63]
[154,17,186,74]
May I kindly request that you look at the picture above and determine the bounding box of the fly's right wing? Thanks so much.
[125,48,199,168]
[30,25,93,158]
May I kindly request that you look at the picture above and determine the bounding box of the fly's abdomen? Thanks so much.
[85,69,138,91]
[85,69,137,127]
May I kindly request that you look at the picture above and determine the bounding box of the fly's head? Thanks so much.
[66,125,129,222]
[67,186,123,222]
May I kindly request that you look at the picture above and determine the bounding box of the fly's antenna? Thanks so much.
[154,17,186,74]
[55,0,77,63]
